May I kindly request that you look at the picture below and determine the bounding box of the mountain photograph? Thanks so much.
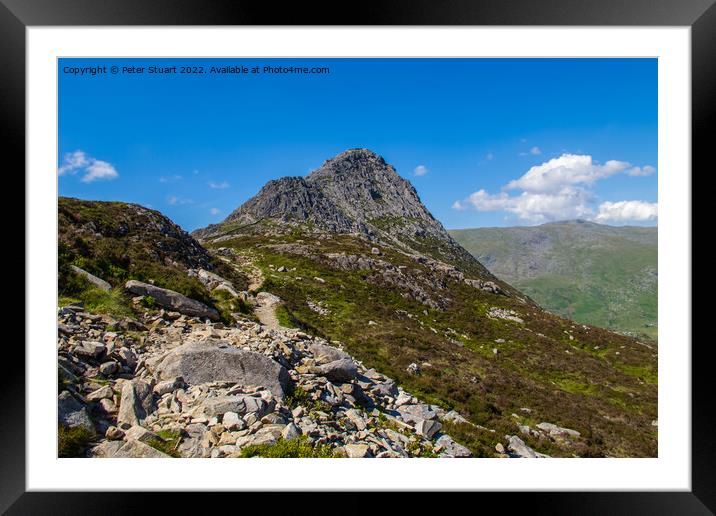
[56,58,658,459]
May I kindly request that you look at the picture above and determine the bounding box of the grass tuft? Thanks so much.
[239,436,337,458]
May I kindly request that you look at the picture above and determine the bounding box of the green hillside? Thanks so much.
[450,220,657,340]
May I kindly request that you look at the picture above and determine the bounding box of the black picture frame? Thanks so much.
[4,0,710,513]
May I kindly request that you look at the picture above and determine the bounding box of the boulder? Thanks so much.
[222,412,246,431]
[308,342,351,364]
[91,440,124,458]
[506,435,549,458]
[372,379,398,397]
[214,283,240,298]
[282,422,301,440]
[153,377,185,396]
[317,358,358,383]
[536,422,581,438]
[112,440,171,458]
[202,395,274,418]
[123,425,161,443]
[117,379,152,430]
[397,404,440,425]
[69,265,111,292]
[58,391,94,433]
[344,443,372,458]
[124,280,219,320]
[255,291,281,305]
[87,385,114,401]
[154,340,290,398]
[415,419,442,439]
[435,435,471,457]
[441,410,470,425]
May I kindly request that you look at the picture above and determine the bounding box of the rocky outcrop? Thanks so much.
[69,265,112,292]
[125,280,220,320]
[153,340,291,399]
[189,268,240,298]
[56,305,481,458]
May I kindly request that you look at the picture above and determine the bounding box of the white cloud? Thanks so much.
[413,165,429,177]
[58,150,118,183]
[626,165,656,177]
[454,187,594,224]
[81,160,119,183]
[594,200,658,223]
[453,153,657,224]
[530,146,541,155]
[159,174,182,183]
[507,154,631,193]
[210,207,220,215]
[208,180,230,189]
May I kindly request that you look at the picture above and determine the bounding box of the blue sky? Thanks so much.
[58,58,657,231]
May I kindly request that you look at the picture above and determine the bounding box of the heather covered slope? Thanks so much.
[192,150,658,457]
[450,221,657,339]
[58,197,249,319]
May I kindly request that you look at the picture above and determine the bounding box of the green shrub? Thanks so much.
[75,287,134,318]
[145,430,181,457]
[58,425,94,458]
[285,385,310,407]
[141,295,157,309]
[240,436,336,458]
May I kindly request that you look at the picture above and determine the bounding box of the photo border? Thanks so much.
[4,0,711,512]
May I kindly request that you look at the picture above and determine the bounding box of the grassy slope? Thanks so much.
[450,222,657,340]
[206,228,657,457]
[58,197,248,320]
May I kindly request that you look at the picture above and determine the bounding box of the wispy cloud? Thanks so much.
[159,174,182,183]
[519,146,542,157]
[626,165,656,177]
[210,207,220,215]
[413,165,429,177]
[208,180,230,189]
[485,152,494,161]
[58,150,119,183]
[167,195,194,206]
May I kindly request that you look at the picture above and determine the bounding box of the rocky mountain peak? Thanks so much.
[200,149,440,240]
[193,149,496,280]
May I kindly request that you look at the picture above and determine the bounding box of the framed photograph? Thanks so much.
[6,0,710,511]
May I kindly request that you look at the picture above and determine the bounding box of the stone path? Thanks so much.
[253,292,282,330]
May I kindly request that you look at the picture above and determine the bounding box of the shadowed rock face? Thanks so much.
[196,149,444,238]
[193,148,494,279]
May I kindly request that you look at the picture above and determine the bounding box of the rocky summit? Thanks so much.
[193,149,495,281]
[58,149,657,459]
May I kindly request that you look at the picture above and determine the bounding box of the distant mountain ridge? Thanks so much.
[450,220,657,339]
